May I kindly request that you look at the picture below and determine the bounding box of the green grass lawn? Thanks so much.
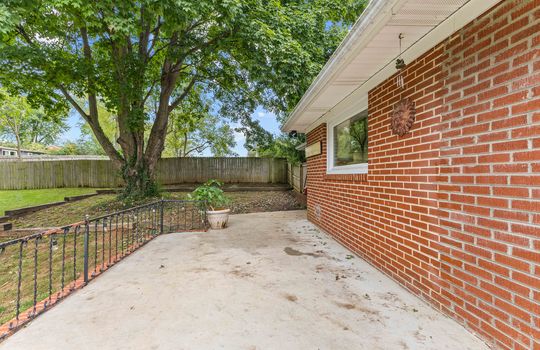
[0,188,104,216]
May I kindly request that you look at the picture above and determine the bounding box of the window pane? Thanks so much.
[333,110,368,166]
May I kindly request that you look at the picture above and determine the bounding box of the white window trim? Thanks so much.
[327,101,369,175]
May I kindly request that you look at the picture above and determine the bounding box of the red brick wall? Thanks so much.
[306,1,539,349]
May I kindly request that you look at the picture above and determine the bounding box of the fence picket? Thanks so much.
[0,157,287,190]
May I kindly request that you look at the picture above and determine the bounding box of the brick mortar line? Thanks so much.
[440,265,538,326]
[319,209,441,255]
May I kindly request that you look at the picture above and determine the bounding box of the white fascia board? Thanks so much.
[281,0,395,132]
[295,142,307,151]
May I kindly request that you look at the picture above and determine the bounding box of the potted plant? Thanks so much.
[189,180,231,229]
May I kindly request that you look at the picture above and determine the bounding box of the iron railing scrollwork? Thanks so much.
[0,199,207,339]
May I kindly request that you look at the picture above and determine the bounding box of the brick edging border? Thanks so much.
[4,193,99,219]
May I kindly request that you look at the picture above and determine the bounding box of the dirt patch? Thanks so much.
[170,191,305,214]
[9,191,305,234]
[10,194,118,231]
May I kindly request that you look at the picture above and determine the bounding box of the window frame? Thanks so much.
[327,107,369,175]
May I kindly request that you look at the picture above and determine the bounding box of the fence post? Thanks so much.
[83,215,90,284]
[160,199,164,234]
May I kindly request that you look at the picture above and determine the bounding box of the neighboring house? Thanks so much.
[283,1,539,349]
[0,146,45,157]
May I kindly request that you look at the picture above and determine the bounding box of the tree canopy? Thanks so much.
[0,88,67,158]
[0,0,366,197]
[251,133,306,165]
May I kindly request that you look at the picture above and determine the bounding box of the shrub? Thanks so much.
[188,180,230,211]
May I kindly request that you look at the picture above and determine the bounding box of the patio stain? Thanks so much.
[334,301,381,317]
[1,211,491,350]
[228,266,254,278]
[283,294,298,302]
[335,301,355,309]
[283,246,322,257]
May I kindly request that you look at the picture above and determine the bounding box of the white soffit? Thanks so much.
[282,0,500,132]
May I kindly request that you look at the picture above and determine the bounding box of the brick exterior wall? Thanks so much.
[305,1,539,349]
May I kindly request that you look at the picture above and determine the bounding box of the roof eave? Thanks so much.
[281,0,392,132]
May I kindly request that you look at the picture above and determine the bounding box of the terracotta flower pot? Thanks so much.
[207,209,230,229]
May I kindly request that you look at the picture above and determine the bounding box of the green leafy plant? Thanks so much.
[188,180,230,211]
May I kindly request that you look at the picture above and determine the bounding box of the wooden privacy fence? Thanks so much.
[287,162,307,193]
[0,157,288,190]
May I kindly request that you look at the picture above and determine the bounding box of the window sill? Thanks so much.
[324,163,368,181]
[327,163,368,175]
[323,173,368,182]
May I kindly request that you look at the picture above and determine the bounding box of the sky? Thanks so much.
[58,106,283,156]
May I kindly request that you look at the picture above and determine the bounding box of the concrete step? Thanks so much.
[0,222,13,231]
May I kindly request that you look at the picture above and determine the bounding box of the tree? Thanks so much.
[24,109,68,145]
[0,91,31,159]
[166,114,236,157]
[165,89,236,157]
[248,132,306,165]
[0,89,67,158]
[53,138,105,155]
[0,1,366,197]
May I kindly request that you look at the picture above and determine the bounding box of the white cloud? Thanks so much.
[256,110,276,120]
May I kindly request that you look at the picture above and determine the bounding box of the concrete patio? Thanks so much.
[0,210,489,350]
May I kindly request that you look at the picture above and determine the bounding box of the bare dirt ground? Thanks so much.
[8,191,305,234]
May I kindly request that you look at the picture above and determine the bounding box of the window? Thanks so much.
[2,150,16,156]
[327,109,368,174]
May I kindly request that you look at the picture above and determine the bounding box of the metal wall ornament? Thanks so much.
[391,98,416,137]
[390,33,416,137]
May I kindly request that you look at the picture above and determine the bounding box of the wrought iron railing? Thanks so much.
[0,199,206,339]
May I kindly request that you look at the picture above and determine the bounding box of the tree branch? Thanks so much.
[184,140,211,157]
[14,24,123,163]
[139,6,151,63]
[168,75,198,112]
[79,26,124,165]
[144,32,181,170]
[142,79,158,105]
[147,16,162,58]
[80,27,99,120]
[57,85,89,119]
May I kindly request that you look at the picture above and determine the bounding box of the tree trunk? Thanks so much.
[116,113,160,199]
[120,156,159,199]
[15,133,22,161]
[13,121,22,160]
[183,132,188,157]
